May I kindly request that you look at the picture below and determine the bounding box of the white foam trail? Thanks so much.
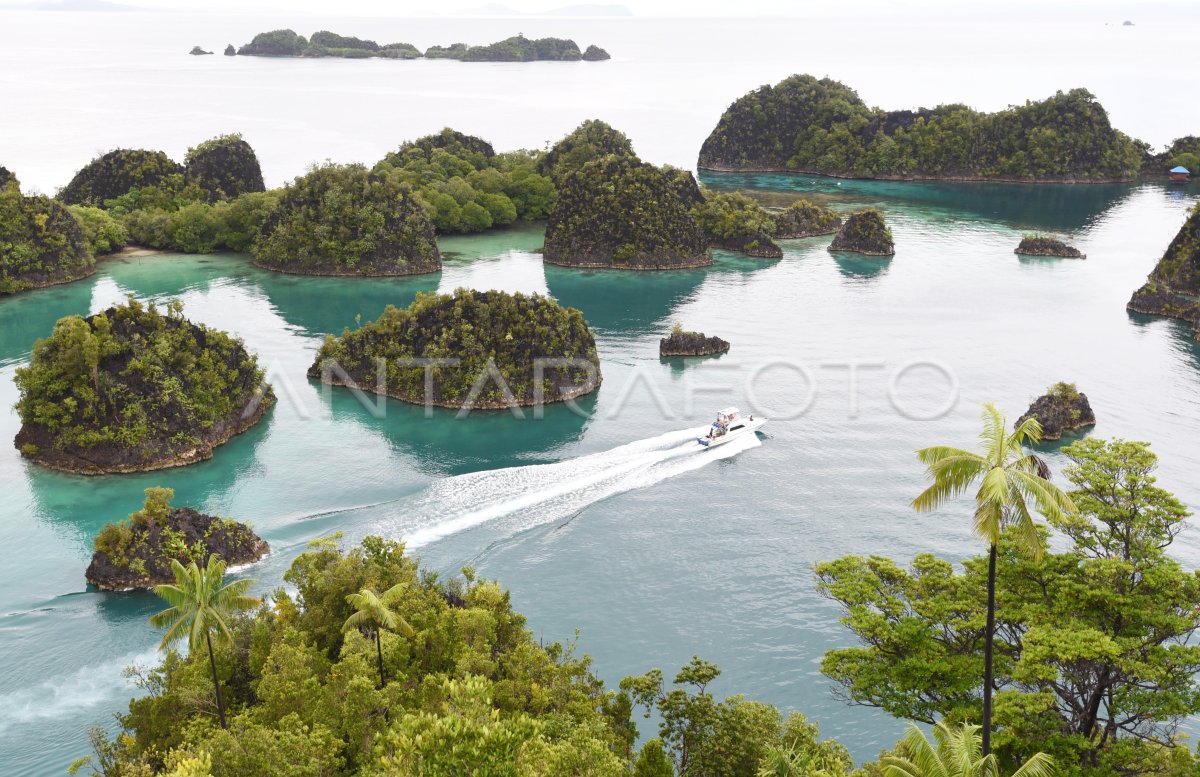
[0,645,160,735]
[370,427,762,548]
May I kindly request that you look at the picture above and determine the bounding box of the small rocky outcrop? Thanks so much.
[253,163,440,276]
[774,199,842,238]
[544,155,710,270]
[189,46,213,55]
[224,44,236,55]
[828,209,895,256]
[1015,235,1085,258]
[1127,205,1200,337]
[1016,382,1096,440]
[87,488,268,591]
[309,289,600,409]
[14,299,274,474]
[582,45,611,61]
[660,328,730,357]
[184,133,266,202]
[58,149,184,207]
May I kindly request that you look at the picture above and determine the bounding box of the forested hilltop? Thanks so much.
[232,29,609,61]
[698,74,1146,182]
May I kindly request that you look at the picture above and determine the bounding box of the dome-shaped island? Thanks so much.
[58,149,185,207]
[14,298,274,474]
[184,133,266,202]
[1,171,94,294]
[252,163,441,276]
[87,487,269,591]
[828,209,895,256]
[1016,382,1097,440]
[309,288,601,410]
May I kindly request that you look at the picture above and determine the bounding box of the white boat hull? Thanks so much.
[697,416,767,448]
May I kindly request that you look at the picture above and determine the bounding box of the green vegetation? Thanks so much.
[120,190,281,253]
[1127,204,1200,334]
[88,487,268,591]
[829,209,895,256]
[253,163,439,276]
[184,134,266,203]
[820,437,1199,774]
[373,128,555,233]
[59,149,185,207]
[1,180,94,294]
[544,154,710,269]
[67,204,128,255]
[699,75,1145,181]
[13,297,273,473]
[882,722,1054,777]
[690,190,781,257]
[0,165,15,189]
[150,556,260,729]
[310,288,601,408]
[539,119,637,183]
[773,199,842,238]
[236,29,308,56]
[77,535,883,777]
[232,30,607,62]
[582,44,611,61]
[909,403,1075,755]
[343,583,413,688]
[1143,136,1200,175]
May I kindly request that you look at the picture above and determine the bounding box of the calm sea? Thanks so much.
[1,10,1199,776]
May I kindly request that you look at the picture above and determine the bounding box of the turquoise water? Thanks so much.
[2,181,1200,774]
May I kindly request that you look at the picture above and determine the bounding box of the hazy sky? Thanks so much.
[4,0,1194,19]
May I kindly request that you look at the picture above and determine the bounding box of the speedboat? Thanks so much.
[697,406,767,448]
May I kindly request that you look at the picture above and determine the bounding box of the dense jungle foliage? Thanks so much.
[310,288,601,407]
[13,297,272,471]
[1,174,94,293]
[253,163,440,276]
[544,155,710,269]
[75,535,888,777]
[690,190,781,256]
[698,74,1146,181]
[373,128,556,233]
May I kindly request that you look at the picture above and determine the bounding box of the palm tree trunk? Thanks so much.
[982,543,997,756]
[375,630,386,688]
[206,630,228,729]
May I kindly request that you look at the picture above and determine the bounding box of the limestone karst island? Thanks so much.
[3,4,1200,777]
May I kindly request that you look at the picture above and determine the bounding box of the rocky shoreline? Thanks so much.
[1015,236,1085,258]
[697,163,1137,185]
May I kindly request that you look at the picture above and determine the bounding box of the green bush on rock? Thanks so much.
[828,209,895,256]
[691,190,782,258]
[1,182,94,294]
[14,297,274,474]
[544,155,711,269]
[699,74,1145,181]
[309,288,601,409]
[253,163,440,276]
[58,149,185,207]
[773,198,842,238]
[67,205,128,256]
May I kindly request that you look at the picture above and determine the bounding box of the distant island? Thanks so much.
[230,29,610,62]
[698,74,1145,182]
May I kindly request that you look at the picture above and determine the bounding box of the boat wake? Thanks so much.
[368,426,762,548]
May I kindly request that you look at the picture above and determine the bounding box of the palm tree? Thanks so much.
[883,721,1054,777]
[149,556,260,729]
[912,402,1075,756]
[343,583,413,688]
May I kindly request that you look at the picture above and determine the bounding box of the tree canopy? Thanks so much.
[699,75,1145,181]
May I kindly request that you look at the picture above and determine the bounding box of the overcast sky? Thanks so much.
[3,0,1194,19]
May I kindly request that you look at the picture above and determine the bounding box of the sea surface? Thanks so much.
[2,9,1200,776]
